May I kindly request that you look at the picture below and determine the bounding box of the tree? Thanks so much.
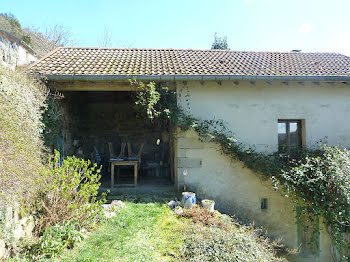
[44,24,75,47]
[99,26,112,47]
[211,33,229,50]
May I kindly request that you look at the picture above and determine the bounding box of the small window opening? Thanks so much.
[261,198,268,210]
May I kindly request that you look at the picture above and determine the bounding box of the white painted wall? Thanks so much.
[177,80,350,153]
[175,80,347,261]
[0,33,37,69]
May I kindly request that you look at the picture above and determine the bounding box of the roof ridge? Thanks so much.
[52,46,342,55]
[28,46,350,78]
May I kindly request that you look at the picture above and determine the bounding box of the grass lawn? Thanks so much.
[55,202,287,262]
[57,202,183,262]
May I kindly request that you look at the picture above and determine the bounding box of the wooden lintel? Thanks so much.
[51,81,137,91]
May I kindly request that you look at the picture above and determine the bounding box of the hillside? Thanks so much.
[0,14,57,57]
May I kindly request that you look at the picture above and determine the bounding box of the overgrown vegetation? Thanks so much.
[33,152,106,235]
[0,64,46,206]
[57,203,285,262]
[22,221,85,260]
[131,79,350,260]
[41,91,63,149]
[0,64,105,260]
[0,13,74,56]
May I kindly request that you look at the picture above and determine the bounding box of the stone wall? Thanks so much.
[0,204,35,260]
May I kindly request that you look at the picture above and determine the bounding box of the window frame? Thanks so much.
[278,119,303,153]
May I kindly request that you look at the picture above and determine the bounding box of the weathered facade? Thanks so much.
[175,80,350,261]
[0,30,37,69]
[29,47,350,261]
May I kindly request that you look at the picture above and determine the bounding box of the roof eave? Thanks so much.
[42,74,350,82]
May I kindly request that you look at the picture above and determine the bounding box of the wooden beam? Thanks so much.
[49,81,138,91]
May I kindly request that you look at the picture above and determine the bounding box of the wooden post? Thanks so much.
[134,162,138,186]
[111,163,114,188]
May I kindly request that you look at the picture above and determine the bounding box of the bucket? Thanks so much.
[182,192,196,209]
[201,199,215,211]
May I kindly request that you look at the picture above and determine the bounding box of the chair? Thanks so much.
[127,142,144,160]
[108,142,126,159]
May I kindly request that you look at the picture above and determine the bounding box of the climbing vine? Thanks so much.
[42,90,64,150]
[131,79,350,260]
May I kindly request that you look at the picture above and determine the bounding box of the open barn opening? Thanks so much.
[60,91,174,189]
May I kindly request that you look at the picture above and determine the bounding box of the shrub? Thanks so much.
[177,206,288,261]
[24,221,84,259]
[181,223,286,262]
[33,152,107,234]
[278,145,350,257]
[21,35,32,46]
[0,64,46,207]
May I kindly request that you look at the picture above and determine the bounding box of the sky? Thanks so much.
[2,0,350,55]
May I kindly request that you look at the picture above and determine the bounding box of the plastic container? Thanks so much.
[201,199,215,211]
[182,192,196,209]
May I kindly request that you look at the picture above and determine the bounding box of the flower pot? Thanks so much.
[182,192,196,209]
[201,199,215,211]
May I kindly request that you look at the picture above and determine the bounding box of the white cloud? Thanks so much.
[298,24,313,34]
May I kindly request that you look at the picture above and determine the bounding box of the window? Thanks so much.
[278,120,302,153]
[261,198,268,210]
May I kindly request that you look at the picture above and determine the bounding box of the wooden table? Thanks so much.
[110,159,138,188]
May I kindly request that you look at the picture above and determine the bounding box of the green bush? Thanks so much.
[33,151,107,234]
[25,221,84,259]
[278,145,350,258]
[178,207,287,262]
[21,35,32,46]
[0,64,46,206]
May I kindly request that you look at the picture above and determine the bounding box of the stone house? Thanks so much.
[29,47,350,262]
[0,29,38,69]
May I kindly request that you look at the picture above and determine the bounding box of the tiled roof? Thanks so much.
[29,47,350,77]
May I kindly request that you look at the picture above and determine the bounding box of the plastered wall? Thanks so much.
[175,80,347,261]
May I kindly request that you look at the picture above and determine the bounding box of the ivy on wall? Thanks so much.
[41,90,64,151]
[130,78,350,260]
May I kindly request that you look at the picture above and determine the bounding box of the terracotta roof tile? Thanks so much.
[29,47,350,77]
